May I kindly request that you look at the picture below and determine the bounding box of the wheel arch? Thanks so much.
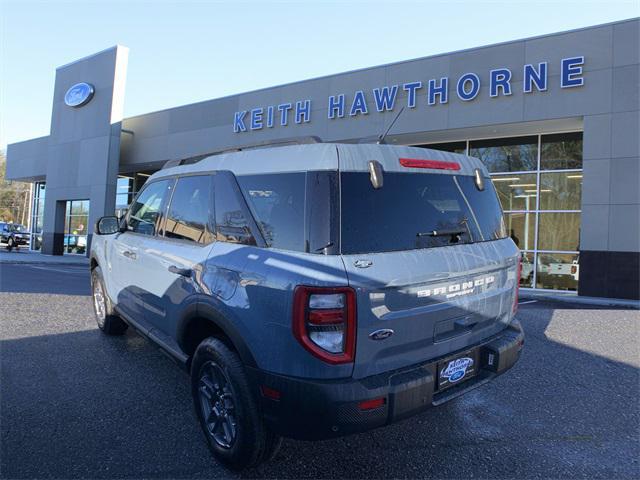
[178,301,258,370]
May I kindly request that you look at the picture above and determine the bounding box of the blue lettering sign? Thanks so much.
[490,69,512,97]
[278,103,292,126]
[233,111,247,133]
[267,106,275,127]
[295,100,311,124]
[233,55,585,132]
[524,62,548,93]
[373,85,398,112]
[403,81,422,108]
[428,77,448,105]
[250,108,263,130]
[328,94,345,119]
[561,56,584,88]
[350,90,369,116]
[457,73,480,101]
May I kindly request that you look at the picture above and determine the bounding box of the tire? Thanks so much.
[6,238,14,252]
[91,266,128,335]
[191,337,281,470]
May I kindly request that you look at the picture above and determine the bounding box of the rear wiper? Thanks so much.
[314,242,335,254]
[417,229,466,238]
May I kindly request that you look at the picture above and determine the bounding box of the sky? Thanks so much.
[1,0,638,149]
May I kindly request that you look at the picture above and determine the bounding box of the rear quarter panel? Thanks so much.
[200,245,354,379]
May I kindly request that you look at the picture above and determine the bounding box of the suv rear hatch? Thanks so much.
[337,146,519,379]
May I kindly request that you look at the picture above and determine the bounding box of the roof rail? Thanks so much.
[161,135,323,170]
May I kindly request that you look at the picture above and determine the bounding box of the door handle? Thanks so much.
[122,250,137,260]
[168,265,192,277]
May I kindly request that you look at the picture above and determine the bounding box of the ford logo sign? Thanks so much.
[64,82,95,108]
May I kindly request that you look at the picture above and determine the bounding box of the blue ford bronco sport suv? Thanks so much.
[90,142,523,469]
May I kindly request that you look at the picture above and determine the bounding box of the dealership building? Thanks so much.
[5,18,639,299]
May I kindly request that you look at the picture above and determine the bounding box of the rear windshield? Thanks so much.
[236,171,506,255]
[340,172,506,254]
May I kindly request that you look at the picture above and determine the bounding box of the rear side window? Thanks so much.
[214,174,257,246]
[164,175,214,244]
[340,172,507,254]
[236,172,339,253]
[236,173,305,252]
[127,180,170,236]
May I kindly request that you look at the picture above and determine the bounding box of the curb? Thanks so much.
[520,291,640,309]
[1,261,88,266]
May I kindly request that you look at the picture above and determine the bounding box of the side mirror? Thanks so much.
[96,216,120,235]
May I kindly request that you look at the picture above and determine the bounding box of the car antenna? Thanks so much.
[377,106,405,144]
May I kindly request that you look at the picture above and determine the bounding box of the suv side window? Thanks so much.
[214,173,257,246]
[236,172,305,252]
[164,175,214,244]
[126,180,170,236]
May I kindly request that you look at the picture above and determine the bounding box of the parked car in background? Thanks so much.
[0,223,29,251]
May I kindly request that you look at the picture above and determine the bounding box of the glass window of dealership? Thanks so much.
[424,131,583,291]
[27,132,583,292]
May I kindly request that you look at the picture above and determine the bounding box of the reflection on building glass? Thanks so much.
[469,136,538,173]
[539,172,582,210]
[538,213,581,251]
[536,253,579,291]
[492,174,538,211]
[30,182,46,251]
[520,252,535,288]
[64,199,90,255]
[540,132,583,170]
[505,212,535,250]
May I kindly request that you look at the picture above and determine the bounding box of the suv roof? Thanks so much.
[150,143,488,181]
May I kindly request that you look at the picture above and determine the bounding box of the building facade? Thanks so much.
[6,19,639,299]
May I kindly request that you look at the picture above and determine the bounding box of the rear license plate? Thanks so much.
[438,350,478,390]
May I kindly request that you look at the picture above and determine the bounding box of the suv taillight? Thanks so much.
[292,286,356,364]
[513,259,522,314]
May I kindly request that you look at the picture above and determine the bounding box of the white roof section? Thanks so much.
[150,143,487,182]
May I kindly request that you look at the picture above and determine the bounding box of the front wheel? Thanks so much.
[91,266,128,335]
[6,238,14,251]
[191,337,281,470]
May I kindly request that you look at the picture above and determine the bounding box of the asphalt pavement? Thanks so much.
[1,263,638,479]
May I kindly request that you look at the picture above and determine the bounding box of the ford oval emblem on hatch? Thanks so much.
[354,259,373,268]
[64,82,95,107]
[369,328,394,341]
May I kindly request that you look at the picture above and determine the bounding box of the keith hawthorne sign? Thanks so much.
[233,56,585,133]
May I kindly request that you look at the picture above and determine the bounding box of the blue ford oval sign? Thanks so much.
[64,82,95,108]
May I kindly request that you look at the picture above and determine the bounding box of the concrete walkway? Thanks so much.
[0,249,88,266]
[520,289,639,309]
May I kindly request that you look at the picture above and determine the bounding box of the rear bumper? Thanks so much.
[248,320,524,440]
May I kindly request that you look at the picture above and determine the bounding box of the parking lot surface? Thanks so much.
[1,263,639,479]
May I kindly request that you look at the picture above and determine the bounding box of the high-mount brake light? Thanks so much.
[292,286,356,364]
[399,158,461,171]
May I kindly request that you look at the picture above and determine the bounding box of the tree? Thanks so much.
[0,150,32,225]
